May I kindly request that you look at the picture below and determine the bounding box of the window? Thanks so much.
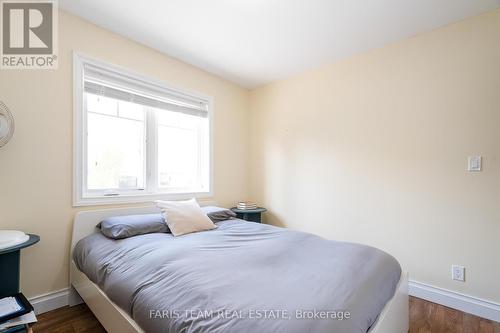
[73,54,212,206]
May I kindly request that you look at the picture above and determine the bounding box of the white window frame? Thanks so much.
[73,52,214,206]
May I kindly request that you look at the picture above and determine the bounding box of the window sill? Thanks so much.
[73,190,213,207]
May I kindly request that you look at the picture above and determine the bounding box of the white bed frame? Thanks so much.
[69,206,409,333]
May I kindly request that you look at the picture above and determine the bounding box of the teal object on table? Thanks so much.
[0,234,39,298]
[231,207,267,223]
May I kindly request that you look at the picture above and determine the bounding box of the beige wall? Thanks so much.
[0,11,249,297]
[249,9,500,303]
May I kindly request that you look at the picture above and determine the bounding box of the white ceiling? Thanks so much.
[60,0,500,88]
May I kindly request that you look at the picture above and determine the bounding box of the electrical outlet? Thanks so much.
[452,265,465,282]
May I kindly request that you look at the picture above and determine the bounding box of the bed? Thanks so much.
[69,206,408,333]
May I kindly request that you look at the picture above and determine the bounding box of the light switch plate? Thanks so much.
[468,156,482,172]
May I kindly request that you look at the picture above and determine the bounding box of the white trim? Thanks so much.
[29,288,69,315]
[73,52,84,207]
[71,191,214,207]
[73,52,214,207]
[409,280,500,322]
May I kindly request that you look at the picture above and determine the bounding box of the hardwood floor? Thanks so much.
[32,296,500,333]
[32,304,105,333]
[409,297,500,333]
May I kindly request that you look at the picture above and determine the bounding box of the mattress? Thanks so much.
[73,219,401,333]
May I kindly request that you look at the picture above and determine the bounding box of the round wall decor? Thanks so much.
[0,101,15,148]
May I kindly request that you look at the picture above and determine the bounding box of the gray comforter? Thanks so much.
[73,219,401,333]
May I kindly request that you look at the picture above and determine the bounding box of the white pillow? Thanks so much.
[154,199,216,236]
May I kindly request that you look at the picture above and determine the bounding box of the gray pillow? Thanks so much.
[202,206,236,222]
[98,214,168,239]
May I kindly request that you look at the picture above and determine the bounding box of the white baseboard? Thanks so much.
[29,288,69,315]
[409,280,500,322]
[28,281,500,323]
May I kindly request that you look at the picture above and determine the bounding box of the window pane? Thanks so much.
[157,110,208,190]
[87,95,146,191]
[86,94,117,116]
[119,100,145,121]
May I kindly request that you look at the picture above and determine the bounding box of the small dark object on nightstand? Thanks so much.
[230,207,267,223]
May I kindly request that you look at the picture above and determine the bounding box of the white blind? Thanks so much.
[84,64,208,118]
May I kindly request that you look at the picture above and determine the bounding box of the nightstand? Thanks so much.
[0,234,40,298]
[231,207,267,223]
